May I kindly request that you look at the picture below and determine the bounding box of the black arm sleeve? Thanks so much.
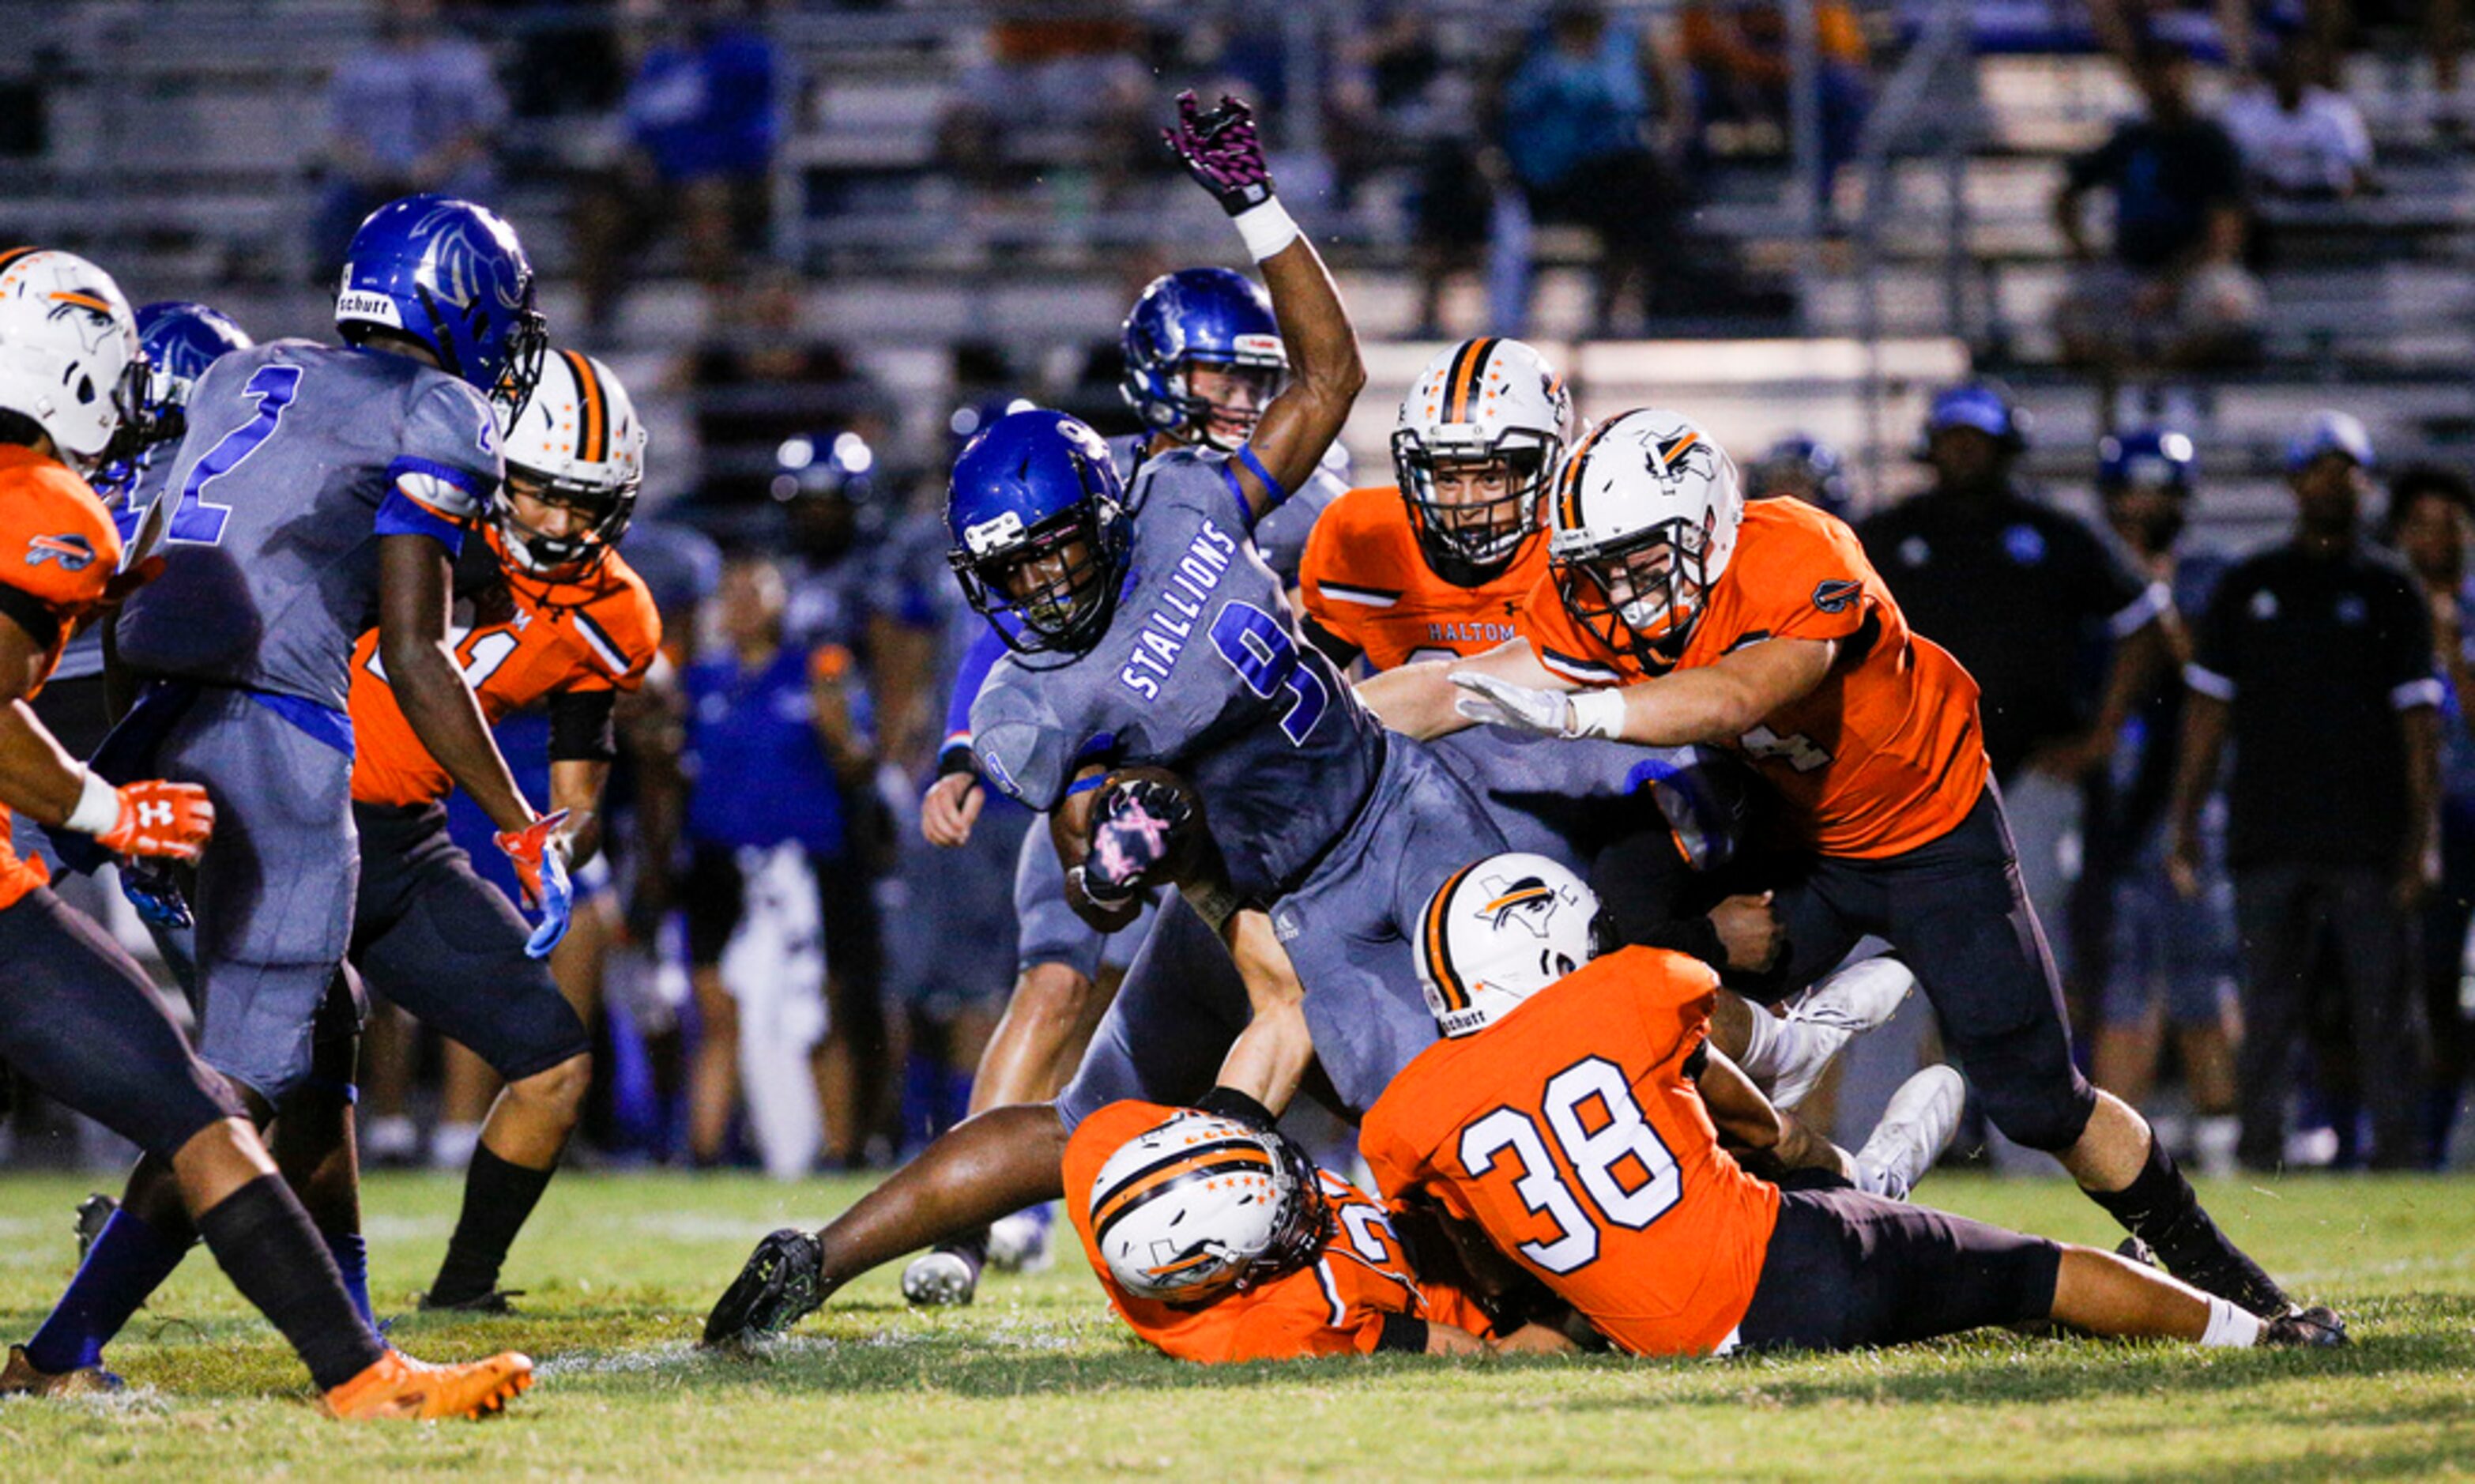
[1299,614,1362,672]
[0,582,62,655]
[1373,1312,1431,1354]
[1195,1085,1278,1131]
[547,687,620,763]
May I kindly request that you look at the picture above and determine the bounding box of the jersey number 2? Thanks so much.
[165,363,301,546]
[1455,1057,1682,1275]
[1209,600,1328,746]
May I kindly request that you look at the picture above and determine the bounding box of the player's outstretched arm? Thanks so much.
[0,608,213,862]
[1208,910,1314,1116]
[1358,638,1560,740]
[1163,91,1365,516]
[378,532,537,834]
[548,758,612,868]
[1455,636,1836,746]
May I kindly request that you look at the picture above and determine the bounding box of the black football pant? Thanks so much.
[0,886,243,1156]
[1754,785,2100,1153]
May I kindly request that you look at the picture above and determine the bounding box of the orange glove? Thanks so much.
[91,779,215,863]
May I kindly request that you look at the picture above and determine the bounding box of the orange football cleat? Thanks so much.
[322,1348,535,1422]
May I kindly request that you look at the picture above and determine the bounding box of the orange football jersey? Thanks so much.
[1063,1098,1495,1363]
[349,545,661,808]
[1360,947,1780,1358]
[1520,498,1989,858]
[0,445,123,910]
[1298,485,1542,671]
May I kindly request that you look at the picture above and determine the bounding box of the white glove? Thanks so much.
[1451,671,1579,736]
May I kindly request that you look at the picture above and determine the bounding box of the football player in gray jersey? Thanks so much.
[42,197,565,1347]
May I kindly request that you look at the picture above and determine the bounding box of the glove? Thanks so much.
[93,779,215,863]
[1450,671,1580,737]
[1087,776,1197,900]
[1162,90,1274,215]
[495,810,574,959]
[119,857,193,931]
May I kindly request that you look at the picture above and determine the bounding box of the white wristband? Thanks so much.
[1232,197,1301,262]
[1566,687,1628,740]
[64,769,120,836]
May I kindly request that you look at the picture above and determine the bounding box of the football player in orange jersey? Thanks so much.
[1066,1099,1568,1361]
[1359,409,2300,1323]
[0,248,533,1418]
[1363,853,2346,1355]
[281,348,661,1316]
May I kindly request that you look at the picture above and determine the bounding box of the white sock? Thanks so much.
[1734,1005,1785,1082]
[2201,1295,2263,1348]
[429,1121,483,1171]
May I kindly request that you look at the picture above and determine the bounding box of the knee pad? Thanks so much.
[1974,1070,2098,1154]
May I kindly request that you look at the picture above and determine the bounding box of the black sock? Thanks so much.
[938,1226,991,1267]
[2086,1137,2292,1317]
[194,1175,386,1392]
[429,1145,556,1304]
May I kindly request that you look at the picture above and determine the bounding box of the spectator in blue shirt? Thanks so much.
[311,0,506,278]
[576,4,782,331]
[679,556,884,1169]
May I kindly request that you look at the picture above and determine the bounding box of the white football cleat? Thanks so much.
[1765,955,1919,1110]
[986,1205,1055,1275]
[901,1249,979,1308]
[1854,1064,1967,1202]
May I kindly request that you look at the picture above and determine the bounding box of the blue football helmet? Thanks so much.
[334,194,547,414]
[1749,433,1851,517]
[2096,427,2197,495]
[947,409,1131,655]
[94,300,254,501]
[1120,267,1288,450]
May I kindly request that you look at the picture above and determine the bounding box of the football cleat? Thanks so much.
[1768,956,1919,1110]
[2262,1305,2349,1348]
[0,1344,122,1398]
[1853,1065,1966,1202]
[321,1348,533,1422]
[418,1288,525,1316]
[2116,1235,2160,1269]
[902,1249,980,1308]
[74,1192,117,1262]
[986,1206,1054,1275]
[703,1229,824,1345]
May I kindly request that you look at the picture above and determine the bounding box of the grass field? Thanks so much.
[0,1169,2469,1480]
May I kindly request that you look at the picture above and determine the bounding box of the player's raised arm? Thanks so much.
[1356,638,1564,740]
[1163,91,1364,519]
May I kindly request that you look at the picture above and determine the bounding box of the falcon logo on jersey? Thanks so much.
[24,533,96,572]
[1811,578,1861,614]
[1644,431,1715,490]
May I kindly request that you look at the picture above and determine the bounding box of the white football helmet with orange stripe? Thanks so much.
[0,248,145,473]
[493,347,646,576]
[1549,409,1743,666]
[1393,337,1575,586]
[1087,1109,1328,1302]
[1415,852,1603,1040]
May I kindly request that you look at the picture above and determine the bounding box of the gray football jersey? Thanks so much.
[1106,432,1342,589]
[117,341,501,710]
[51,457,175,684]
[970,448,1386,902]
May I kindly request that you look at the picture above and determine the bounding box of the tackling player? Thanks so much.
[1064,1100,1537,1362]
[1361,852,2345,1356]
[0,247,532,1418]
[26,195,567,1365]
[1359,409,2299,1320]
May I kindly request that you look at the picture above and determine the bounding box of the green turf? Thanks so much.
[0,1169,2468,1480]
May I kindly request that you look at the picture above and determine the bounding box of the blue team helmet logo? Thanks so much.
[411,201,530,312]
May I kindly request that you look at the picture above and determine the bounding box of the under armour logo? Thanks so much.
[24,533,96,571]
[138,800,175,829]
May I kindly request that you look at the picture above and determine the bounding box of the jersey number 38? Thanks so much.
[1454,1057,1682,1275]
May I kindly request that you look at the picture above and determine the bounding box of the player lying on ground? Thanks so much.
[1359,409,2300,1320]
[0,250,531,1418]
[1360,851,2345,1354]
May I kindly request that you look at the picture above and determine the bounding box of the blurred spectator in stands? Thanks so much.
[2085,429,2243,1177]
[1678,0,1871,202]
[1861,385,2177,1019]
[2054,37,2262,379]
[2386,463,2475,1162]
[507,0,627,120]
[1324,6,1495,332]
[1746,432,1853,517]
[574,2,780,333]
[2171,413,2437,1170]
[1487,0,1721,333]
[311,0,505,279]
[682,269,892,507]
[680,556,884,1169]
[2220,30,2372,199]
[935,11,1167,217]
